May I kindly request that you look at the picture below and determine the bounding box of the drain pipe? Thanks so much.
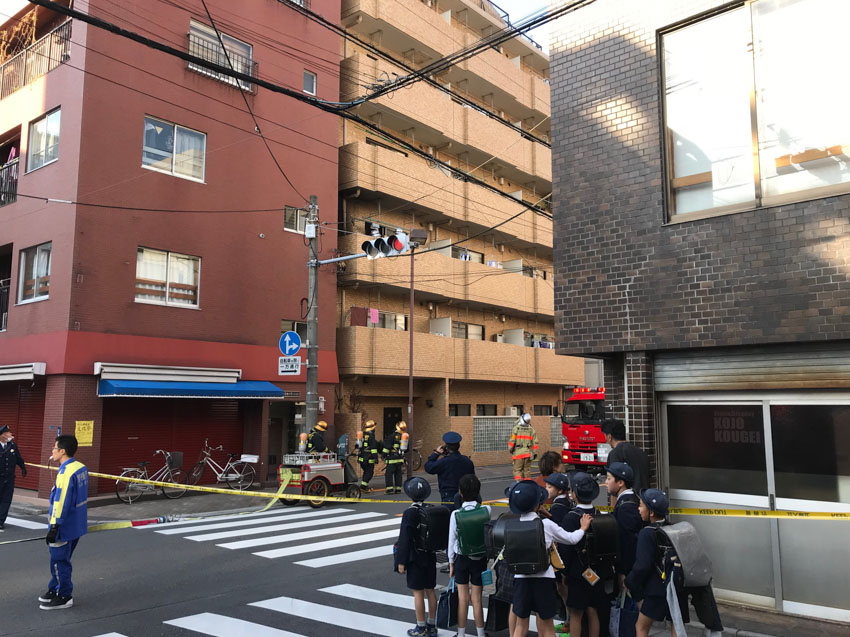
[623,354,630,438]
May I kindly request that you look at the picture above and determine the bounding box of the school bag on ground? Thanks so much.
[416,504,450,552]
[502,518,549,575]
[455,504,490,557]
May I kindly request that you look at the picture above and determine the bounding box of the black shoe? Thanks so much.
[0,522,5,530]
[40,595,73,610]
[38,590,57,603]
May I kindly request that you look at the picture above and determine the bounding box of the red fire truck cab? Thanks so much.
[558,387,611,472]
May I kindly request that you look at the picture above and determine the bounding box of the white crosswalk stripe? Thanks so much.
[294,544,395,568]
[217,517,400,550]
[4,516,45,529]
[155,508,350,535]
[164,612,306,636]
[253,527,399,559]
[135,507,305,530]
[184,512,384,542]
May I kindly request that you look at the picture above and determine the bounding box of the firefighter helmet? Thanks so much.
[364,420,377,431]
[316,420,327,431]
[396,420,407,433]
[519,412,531,425]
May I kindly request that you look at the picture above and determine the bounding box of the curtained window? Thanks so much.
[142,116,206,181]
[135,247,200,307]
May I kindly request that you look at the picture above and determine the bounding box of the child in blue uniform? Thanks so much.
[398,476,438,637]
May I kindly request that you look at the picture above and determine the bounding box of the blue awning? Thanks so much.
[98,379,285,399]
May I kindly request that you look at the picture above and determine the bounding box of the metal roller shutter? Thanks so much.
[99,398,242,492]
[0,380,45,490]
[654,342,850,392]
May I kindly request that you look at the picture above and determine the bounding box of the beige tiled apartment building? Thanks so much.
[334,0,587,466]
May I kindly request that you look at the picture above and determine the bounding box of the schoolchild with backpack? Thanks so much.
[562,472,609,637]
[624,488,672,637]
[605,462,643,591]
[448,474,491,637]
[542,472,574,631]
[397,477,442,637]
[504,480,591,637]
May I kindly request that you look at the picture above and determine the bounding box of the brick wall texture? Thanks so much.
[550,0,850,358]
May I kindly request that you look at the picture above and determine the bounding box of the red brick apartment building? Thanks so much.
[0,0,340,495]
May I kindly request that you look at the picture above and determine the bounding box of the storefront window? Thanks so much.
[667,404,767,495]
[770,404,850,504]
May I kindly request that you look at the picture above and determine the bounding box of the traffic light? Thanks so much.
[361,230,410,259]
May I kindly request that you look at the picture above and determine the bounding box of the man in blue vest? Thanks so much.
[0,424,27,530]
[39,435,88,610]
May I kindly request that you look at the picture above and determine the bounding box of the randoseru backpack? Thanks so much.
[655,521,713,587]
[484,512,517,560]
[416,504,450,552]
[576,511,619,580]
[455,504,490,557]
[502,518,549,575]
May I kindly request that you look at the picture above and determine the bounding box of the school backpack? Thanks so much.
[502,518,549,575]
[484,512,516,560]
[455,504,490,557]
[569,509,619,580]
[655,521,713,587]
[416,504,450,552]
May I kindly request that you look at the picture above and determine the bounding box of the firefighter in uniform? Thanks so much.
[306,420,329,454]
[384,421,406,494]
[424,431,474,508]
[508,412,538,480]
[0,424,27,530]
[358,420,379,492]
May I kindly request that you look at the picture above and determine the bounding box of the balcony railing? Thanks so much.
[0,157,18,207]
[187,34,258,93]
[1,278,9,331]
[0,20,72,101]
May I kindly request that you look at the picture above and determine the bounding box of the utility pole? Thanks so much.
[305,195,319,435]
[406,229,429,479]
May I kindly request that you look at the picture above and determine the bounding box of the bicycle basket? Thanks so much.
[167,451,184,469]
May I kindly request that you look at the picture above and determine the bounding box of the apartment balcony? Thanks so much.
[0,20,71,101]
[0,157,18,208]
[341,0,548,118]
[338,234,553,319]
[337,325,582,385]
[342,54,551,184]
[339,140,552,249]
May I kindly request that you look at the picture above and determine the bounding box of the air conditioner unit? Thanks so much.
[503,406,518,417]
[492,333,504,343]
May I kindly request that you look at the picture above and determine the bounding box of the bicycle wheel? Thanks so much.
[161,468,188,499]
[225,461,256,490]
[410,449,423,472]
[188,462,205,485]
[115,469,145,504]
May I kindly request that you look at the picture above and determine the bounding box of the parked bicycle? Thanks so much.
[188,438,256,490]
[115,450,187,503]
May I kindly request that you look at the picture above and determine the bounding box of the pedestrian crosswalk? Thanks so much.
[136,505,401,568]
[95,583,536,636]
[3,516,44,529]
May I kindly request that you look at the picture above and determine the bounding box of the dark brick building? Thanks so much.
[550,0,850,622]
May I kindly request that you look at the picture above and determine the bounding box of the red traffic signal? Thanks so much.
[361,231,410,259]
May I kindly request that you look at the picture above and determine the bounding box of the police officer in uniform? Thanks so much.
[358,420,379,492]
[424,431,474,509]
[508,413,538,480]
[383,421,406,494]
[306,420,329,454]
[605,461,643,591]
[0,424,27,530]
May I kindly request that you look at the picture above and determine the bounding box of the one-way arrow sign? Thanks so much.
[279,331,302,356]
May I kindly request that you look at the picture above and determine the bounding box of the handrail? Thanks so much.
[0,20,72,100]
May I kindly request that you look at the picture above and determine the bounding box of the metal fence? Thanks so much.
[0,158,18,208]
[0,279,9,332]
[187,34,258,93]
[0,20,72,101]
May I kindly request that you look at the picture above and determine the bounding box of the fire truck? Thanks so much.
[558,386,611,473]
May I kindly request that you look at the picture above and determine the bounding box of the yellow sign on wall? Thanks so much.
[75,420,94,447]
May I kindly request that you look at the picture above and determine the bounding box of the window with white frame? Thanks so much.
[187,20,254,91]
[284,207,307,233]
[142,116,206,181]
[303,70,317,95]
[369,310,407,331]
[18,242,51,302]
[662,0,850,219]
[135,247,200,307]
[27,109,60,172]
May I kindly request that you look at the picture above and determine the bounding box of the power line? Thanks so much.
[7,192,293,213]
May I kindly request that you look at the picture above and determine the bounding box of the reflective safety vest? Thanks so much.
[508,423,538,460]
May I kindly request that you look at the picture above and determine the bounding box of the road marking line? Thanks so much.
[156,508,349,535]
[217,517,399,550]
[137,507,305,530]
[185,512,382,542]
[320,584,538,632]
[253,528,399,559]
[165,612,306,636]
[91,633,130,637]
[292,544,394,567]
[4,516,44,529]
[250,596,455,636]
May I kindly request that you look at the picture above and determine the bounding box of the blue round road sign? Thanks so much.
[279,331,302,356]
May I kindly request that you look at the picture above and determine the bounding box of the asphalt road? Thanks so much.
[1,479,527,637]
